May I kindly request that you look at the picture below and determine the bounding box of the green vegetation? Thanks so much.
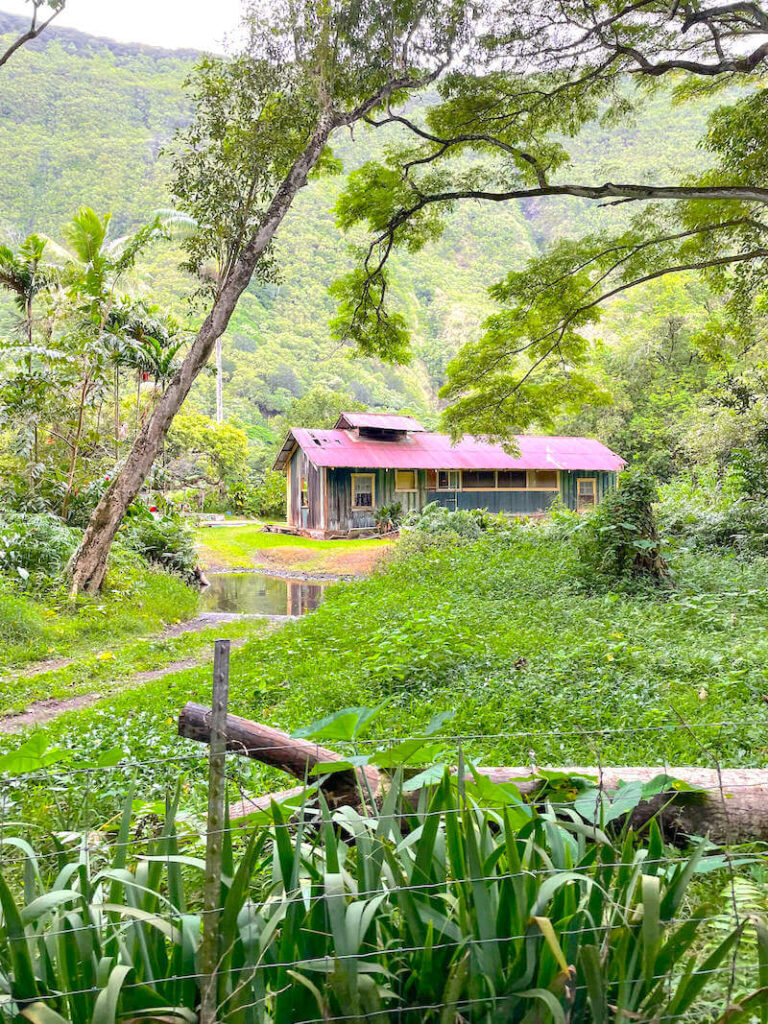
[3,617,265,715]
[564,471,669,582]
[1,7,768,1017]
[1,782,763,1024]
[6,520,767,797]
[0,20,735,474]
[0,556,198,675]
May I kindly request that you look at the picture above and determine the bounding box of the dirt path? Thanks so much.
[0,638,252,735]
[0,557,368,735]
[3,608,290,686]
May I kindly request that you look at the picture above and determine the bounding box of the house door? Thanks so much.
[577,478,597,511]
[300,477,309,527]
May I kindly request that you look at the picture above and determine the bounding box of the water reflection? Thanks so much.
[201,572,328,617]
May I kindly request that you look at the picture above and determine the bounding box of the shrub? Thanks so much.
[403,501,483,540]
[119,508,197,577]
[375,500,403,531]
[658,466,768,555]
[0,512,80,587]
[575,470,669,582]
[59,478,111,528]
[250,469,287,519]
[402,503,519,547]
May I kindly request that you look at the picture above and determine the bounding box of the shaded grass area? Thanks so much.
[2,618,268,714]
[0,563,200,678]
[6,531,768,823]
[194,524,391,573]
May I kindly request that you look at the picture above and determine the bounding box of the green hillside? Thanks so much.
[0,13,720,442]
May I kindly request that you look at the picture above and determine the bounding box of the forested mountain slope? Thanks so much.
[0,12,720,443]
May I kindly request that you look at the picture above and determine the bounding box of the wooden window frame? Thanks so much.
[576,476,597,511]
[436,470,460,491]
[526,469,560,492]
[495,470,528,491]
[394,469,418,492]
[455,469,562,492]
[460,469,498,491]
[351,472,375,509]
[300,476,309,509]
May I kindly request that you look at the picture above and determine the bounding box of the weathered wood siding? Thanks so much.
[426,470,617,515]
[294,461,619,533]
[326,467,427,531]
[288,448,325,531]
[560,470,616,510]
[426,489,560,514]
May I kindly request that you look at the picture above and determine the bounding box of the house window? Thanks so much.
[577,478,597,511]
[437,470,460,490]
[395,469,417,491]
[528,470,559,490]
[497,470,527,489]
[462,470,496,489]
[300,477,309,508]
[352,473,375,509]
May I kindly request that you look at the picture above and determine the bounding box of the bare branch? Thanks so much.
[364,112,550,186]
[0,4,63,70]
[380,182,768,246]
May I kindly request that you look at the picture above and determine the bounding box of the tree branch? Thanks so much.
[364,112,549,186]
[386,183,768,237]
[0,4,62,70]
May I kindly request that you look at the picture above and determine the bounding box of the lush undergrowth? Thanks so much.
[5,526,768,827]
[0,559,199,677]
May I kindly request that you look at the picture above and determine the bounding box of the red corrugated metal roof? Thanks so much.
[275,428,625,472]
[335,411,426,431]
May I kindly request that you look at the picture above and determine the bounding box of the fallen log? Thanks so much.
[178,702,768,843]
[178,702,383,809]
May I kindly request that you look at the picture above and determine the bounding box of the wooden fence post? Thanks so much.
[200,639,230,1024]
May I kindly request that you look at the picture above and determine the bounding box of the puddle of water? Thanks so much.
[201,573,329,617]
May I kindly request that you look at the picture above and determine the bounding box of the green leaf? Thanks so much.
[92,963,132,1024]
[0,872,38,1001]
[20,889,81,924]
[292,703,387,741]
[518,986,567,1024]
[20,1003,69,1024]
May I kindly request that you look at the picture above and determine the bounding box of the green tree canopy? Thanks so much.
[331,0,768,439]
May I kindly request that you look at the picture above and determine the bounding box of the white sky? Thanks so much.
[1,0,243,51]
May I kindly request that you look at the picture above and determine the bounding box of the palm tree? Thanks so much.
[54,208,166,516]
[0,234,51,353]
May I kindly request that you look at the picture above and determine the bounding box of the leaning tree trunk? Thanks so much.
[215,337,224,424]
[66,114,335,595]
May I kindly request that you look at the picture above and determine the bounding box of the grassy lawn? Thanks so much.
[6,528,768,824]
[194,523,391,573]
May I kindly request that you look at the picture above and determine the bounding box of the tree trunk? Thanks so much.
[215,337,223,424]
[114,363,120,461]
[179,702,382,808]
[178,703,768,844]
[61,374,89,519]
[66,113,336,595]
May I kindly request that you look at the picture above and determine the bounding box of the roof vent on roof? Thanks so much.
[334,411,426,438]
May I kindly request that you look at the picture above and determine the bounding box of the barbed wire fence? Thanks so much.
[1,638,767,1023]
